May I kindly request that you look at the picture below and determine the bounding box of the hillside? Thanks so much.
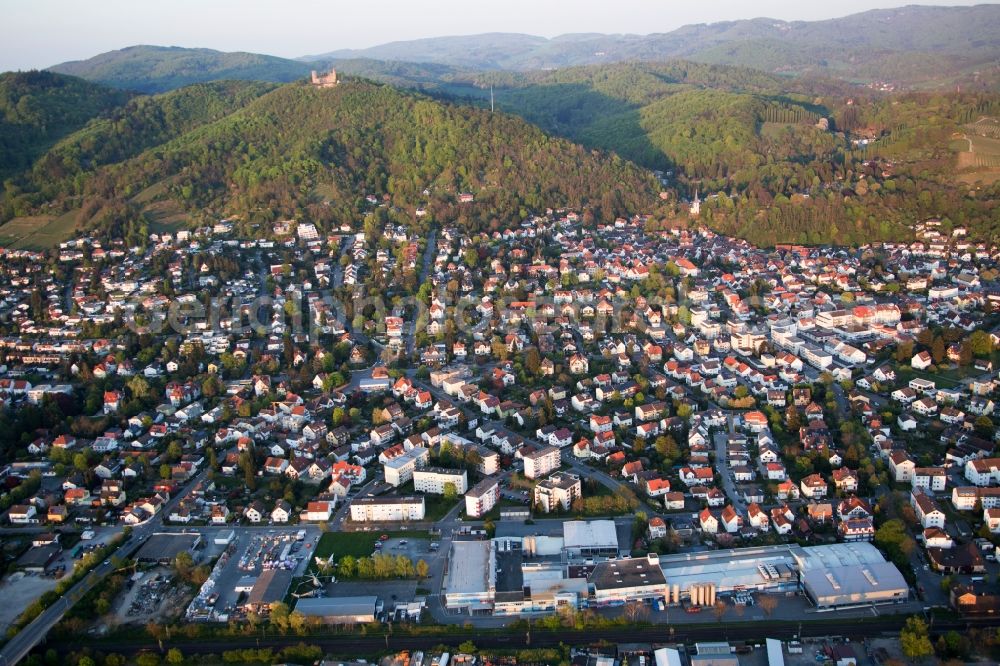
[49,45,312,93]
[1,79,660,244]
[308,5,1000,89]
[2,80,276,227]
[453,62,1000,246]
[0,71,130,180]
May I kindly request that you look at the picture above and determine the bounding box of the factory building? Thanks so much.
[590,553,669,603]
[656,542,907,609]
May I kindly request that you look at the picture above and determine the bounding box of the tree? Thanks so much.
[338,555,357,577]
[525,347,541,376]
[899,616,934,660]
[931,336,945,365]
[442,482,457,502]
[623,599,649,622]
[166,648,184,665]
[712,600,726,622]
[288,610,307,635]
[173,551,194,580]
[975,416,995,439]
[969,330,993,356]
[463,248,478,268]
[135,654,161,666]
[73,452,89,473]
[128,375,151,400]
[269,601,291,631]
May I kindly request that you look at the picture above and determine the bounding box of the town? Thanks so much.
[0,204,998,665]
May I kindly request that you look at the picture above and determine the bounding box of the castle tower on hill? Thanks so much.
[310,69,339,88]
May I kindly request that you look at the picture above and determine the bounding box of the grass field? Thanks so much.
[142,200,190,234]
[0,209,83,250]
[314,531,379,562]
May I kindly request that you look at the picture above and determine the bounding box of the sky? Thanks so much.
[0,0,987,71]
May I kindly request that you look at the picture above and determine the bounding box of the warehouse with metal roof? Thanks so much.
[656,542,907,608]
[294,596,380,624]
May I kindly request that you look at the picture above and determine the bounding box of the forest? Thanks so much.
[1,78,660,242]
[0,71,131,179]
[2,59,1000,248]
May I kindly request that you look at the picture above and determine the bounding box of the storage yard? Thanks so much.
[185,527,319,621]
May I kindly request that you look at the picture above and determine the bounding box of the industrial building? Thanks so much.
[439,532,907,617]
[796,542,909,608]
[443,540,495,612]
[562,520,620,560]
[243,568,294,611]
[294,596,380,624]
[134,532,202,564]
[656,542,907,609]
[591,554,669,603]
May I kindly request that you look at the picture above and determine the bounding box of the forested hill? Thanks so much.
[309,5,1000,89]
[1,79,660,242]
[468,62,1000,246]
[4,80,277,218]
[48,45,312,93]
[0,71,131,179]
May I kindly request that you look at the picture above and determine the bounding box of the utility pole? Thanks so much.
[490,85,494,113]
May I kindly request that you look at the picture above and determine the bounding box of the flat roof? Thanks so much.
[445,540,493,596]
[495,549,524,594]
[135,533,200,562]
[591,556,666,591]
[538,472,580,490]
[352,495,424,506]
[414,467,466,478]
[658,544,797,591]
[384,447,427,468]
[563,520,618,550]
[295,596,377,618]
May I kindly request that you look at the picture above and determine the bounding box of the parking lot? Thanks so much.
[0,572,58,634]
[375,536,436,562]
